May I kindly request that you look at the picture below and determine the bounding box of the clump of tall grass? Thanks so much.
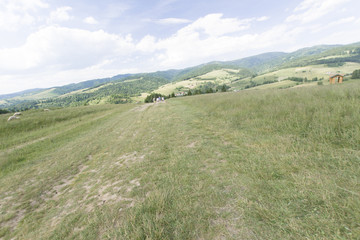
[177,82,360,239]
[0,105,113,138]
[1,82,359,239]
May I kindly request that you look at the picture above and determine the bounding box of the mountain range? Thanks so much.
[1,41,360,110]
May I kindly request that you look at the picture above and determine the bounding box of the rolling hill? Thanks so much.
[1,40,360,238]
[1,41,360,111]
[1,81,359,239]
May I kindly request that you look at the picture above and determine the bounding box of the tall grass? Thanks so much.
[0,105,115,148]
[177,82,360,239]
[0,82,359,239]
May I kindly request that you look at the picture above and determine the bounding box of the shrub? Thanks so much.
[351,69,360,79]
[0,109,10,114]
[144,93,166,103]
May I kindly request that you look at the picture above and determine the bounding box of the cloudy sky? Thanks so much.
[1,0,360,94]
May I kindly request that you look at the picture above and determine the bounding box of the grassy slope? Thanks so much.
[250,80,297,90]
[153,62,360,96]
[254,62,360,81]
[11,88,59,101]
[0,81,359,239]
[230,62,360,90]
[153,69,240,96]
[0,89,60,106]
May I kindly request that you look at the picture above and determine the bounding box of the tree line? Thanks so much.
[144,84,230,103]
[352,69,360,79]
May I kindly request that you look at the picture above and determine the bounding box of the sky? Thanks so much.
[1,0,360,94]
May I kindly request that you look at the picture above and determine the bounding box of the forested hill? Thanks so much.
[51,74,132,95]
[1,41,360,111]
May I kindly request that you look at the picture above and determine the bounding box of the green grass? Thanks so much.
[11,88,60,101]
[253,62,360,83]
[250,80,297,90]
[154,69,240,96]
[229,62,360,90]
[0,81,359,239]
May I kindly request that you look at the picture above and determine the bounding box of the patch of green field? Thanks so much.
[291,81,321,88]
[251,80,298,90]
[231,62,360,90]
[123,78,142,83]
[155,80,206,95]
[57,88,89,98]
[1,81,359,239]
[85,95,111,105]
[131,93,149,102]
[317,54,354,60]
[253,62,360,83]
[197,69,238,81]
[58,83,115,98]
[229,77,252,89]
[154,69,242,95]
[82,83,114,93]
[12,88,59,101]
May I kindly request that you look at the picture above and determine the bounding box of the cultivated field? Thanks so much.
[0,81,359,239]
[154,69,238,96]
[252,62,360,83]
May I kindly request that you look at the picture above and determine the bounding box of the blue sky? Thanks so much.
[1,0,360,94]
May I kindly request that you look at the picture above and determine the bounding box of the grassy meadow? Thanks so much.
[0,81,359,239]
[230,62,360,91]
[153,69,240,96]
[252,62,360,82]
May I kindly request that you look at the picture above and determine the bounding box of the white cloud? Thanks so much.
[137,35,157,52]
[0,64,139,95]
[83,16,99,25]
[151,15,292,68]
[1,13,279,93]
[0,25,140,94]
[0,0,48,31]
[257,16,269,21]
[0,26,136,73]
[48,6,73,23]
[286,0,350,23]
[178,13,252,38]
[2,5,360,95]
[156,18,192,24]
[332,16,356,24]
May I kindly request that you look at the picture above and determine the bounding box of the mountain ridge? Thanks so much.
[1,41,360,110]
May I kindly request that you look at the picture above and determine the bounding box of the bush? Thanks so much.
[0,109,10,114]
[288,77,305,82]
[144,93,166,103]
[352,69,360,79]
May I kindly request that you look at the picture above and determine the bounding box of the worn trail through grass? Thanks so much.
[0,82,359,239]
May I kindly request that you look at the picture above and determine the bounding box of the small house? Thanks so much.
[329,74,344,84]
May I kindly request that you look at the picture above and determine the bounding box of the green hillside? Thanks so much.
[1,42,360,111]
[229,62,360,90]
[1,81,359,239]
[226,45,340,72]
[153,68,250,95]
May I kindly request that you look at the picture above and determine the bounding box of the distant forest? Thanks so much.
[1,43,360,111]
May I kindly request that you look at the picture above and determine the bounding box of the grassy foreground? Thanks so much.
[0,82,359,239]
